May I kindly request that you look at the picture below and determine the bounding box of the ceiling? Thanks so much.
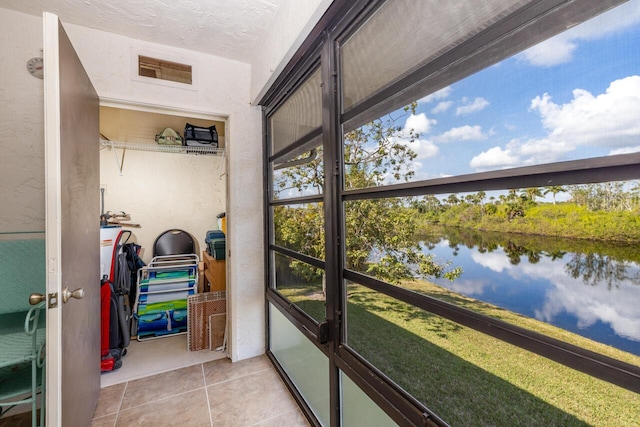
[0,0,286,64]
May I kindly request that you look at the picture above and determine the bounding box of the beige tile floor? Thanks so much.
[90,355,310,427]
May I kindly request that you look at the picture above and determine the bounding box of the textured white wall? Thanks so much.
[250,0,332,104]
[99,148,226,264]
[98,106,227,264]
[0,0,331,361]
[63,23,265,361]
[0,6,265,361]
[0,9,45,233]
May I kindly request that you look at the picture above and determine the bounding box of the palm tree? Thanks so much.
[446,194,460,206]
[544,185,566,205]
[521,187,543,203]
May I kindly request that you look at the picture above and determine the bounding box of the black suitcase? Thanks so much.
[184,123,218,147]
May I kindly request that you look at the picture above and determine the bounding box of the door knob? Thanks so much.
[29,293,46,305]
[62,287,85,303]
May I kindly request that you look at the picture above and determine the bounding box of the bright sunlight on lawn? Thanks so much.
[280,280,640,426]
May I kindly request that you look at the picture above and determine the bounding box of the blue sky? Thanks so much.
[394,1,640,181]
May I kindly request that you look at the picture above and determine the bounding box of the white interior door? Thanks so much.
[43,12,101,426]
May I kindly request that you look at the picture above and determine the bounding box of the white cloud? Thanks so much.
[418,86,452,104]
[517,1,640,66]
[405,139,439,159]
[518,37,577,67]
[403,113,436,135]
[469,145,521,170]
[435,125,486,143]
[610,146,640,155]
[456,97,489,116]
[531,76,640,147]
[470,75,640,170]
[518,136,573,162]
[431,101,454,114]
[387,113,440,163]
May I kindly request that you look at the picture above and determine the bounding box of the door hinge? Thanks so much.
[48,292,58,309]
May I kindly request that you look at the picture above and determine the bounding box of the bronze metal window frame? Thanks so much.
[262,0,639,426]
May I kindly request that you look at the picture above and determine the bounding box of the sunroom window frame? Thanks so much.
[262,0,640,426]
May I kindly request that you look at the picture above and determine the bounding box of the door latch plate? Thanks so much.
[48,292,58,308]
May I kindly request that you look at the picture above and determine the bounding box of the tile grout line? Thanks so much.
[246,408,303,427]
[114,380,128,426]
[114,384,208,413]
[202,363,214,427]
[113,364,207,412]
[206,366,271,388]
[90,380,128,423]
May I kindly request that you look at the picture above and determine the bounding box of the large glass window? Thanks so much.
[264,1,640,426]
[272,136,323,199]
[336,1,640,424]
[345,282,640,426]
[344,186,640,364]
[273,203,324,259]
[343,2,640,188]
[266,58,329,424]
[273,251,325,323]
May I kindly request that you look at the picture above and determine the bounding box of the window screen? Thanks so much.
[341,0,530,111]
[270,68,322,156]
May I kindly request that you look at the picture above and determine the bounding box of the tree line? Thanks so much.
[274,101,640,284]
[418,181,640,215]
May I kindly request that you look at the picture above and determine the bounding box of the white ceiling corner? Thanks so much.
[0,0,285,64]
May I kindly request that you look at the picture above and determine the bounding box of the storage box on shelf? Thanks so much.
[202,250,226,292]
[205,230,226,260]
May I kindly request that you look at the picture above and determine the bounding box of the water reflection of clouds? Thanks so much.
[446,278,492,296]
[474,251,640,342]
[527,258,640,342]
[470,251,511,273]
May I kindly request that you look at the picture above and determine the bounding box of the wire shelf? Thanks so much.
[100,139,224,156]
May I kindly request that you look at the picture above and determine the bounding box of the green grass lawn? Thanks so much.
[280,281,640,426]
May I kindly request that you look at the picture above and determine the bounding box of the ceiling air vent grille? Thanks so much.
[138,55,192,85]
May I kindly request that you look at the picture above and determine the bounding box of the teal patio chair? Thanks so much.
[0,301,46,427]
[0,238,46,425]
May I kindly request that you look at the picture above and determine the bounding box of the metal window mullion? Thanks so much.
[263,109,274,353]
[266,289,324,341]
[269,244,326,270]
[269,194,324,206]
[341,153,640,201]
[322,28,344,427]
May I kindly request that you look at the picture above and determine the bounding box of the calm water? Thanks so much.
[424,229,640,357]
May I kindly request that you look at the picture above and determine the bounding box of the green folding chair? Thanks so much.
[0,302,46,427]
